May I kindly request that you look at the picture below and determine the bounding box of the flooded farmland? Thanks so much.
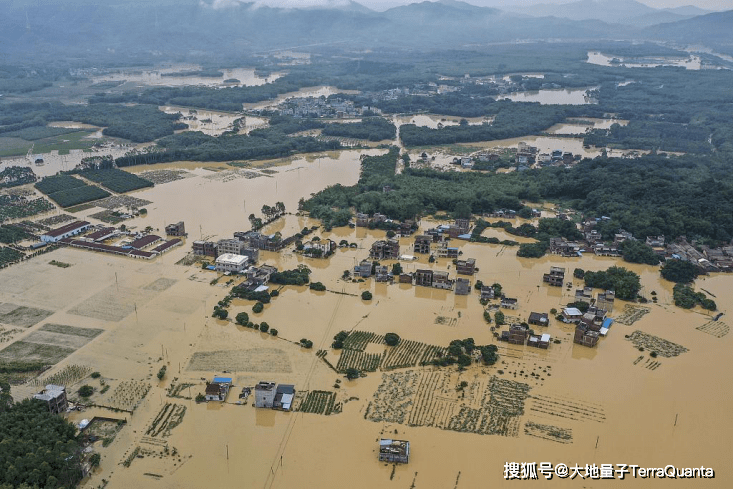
[91,64,283,88]
[586,51,704,70]
[500,87,598,105]
[0,148,730,488]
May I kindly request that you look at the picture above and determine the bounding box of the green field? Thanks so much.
[80,169,154,193]
[0,130,99,157]
[35,174,111,208]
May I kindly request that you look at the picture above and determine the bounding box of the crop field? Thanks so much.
[366,371,530,437]
[94,195,151,210]
[31,364,92,387]
[86,417,126,447]
[187,348,293,373]
[80,169,154,193]
[35,175,111,208]
[295,390,339,415]
[523,421,573,444]
[0,340,75,364]
[335,349,381,373]
[0,302,54,327]
[615,305,651,325]
[138,169,192,185]
[103,380,151,411]
[0,195,55,221]
[68,284,158,322]
[380,339,446,370]
[696,320,729,338]
[0,224,32,244]
[626,330,688,357]
[143,278,177,292]
[0,166,37,188]
[37,214,76,227]
[88,210,127,224]
[342,330,384,351]
[35,175,87,195]
[146,403,187,437]
[167,382,194,399]
[528,394,606,423]
[0,247,25,267]
[0,323,101,365]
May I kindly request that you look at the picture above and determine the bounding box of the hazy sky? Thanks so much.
[244,0,732,11]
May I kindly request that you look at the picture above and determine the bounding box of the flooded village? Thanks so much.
[1,34,733,489]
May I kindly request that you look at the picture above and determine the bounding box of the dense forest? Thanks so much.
[321,118,396,141]
[0,398,83,488]
[304,148,733,245]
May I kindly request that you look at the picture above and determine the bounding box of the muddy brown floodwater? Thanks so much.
[0,150,731,488]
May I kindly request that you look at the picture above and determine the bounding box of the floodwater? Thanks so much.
[499,87,598,105]
[587,51,703,70]
[546,118,629,135]
[243,86,361,111]
[92,64,283,88]
[0,143,139,178]
[396,114,493,129]
[160,106,268,136]
[1,147,732,488]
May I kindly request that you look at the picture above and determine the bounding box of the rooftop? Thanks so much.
[216,253,249,266]
[43,220,90,238]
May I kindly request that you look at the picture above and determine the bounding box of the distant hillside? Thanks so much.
[646,10,733,51]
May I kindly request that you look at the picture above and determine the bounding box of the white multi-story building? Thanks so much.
[215,253,249,273]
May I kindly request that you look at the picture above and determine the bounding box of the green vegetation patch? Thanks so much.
[0,247,24,267]
[79,169,154,193]
[672,284,716,310]
[0,341,75,364]
[0,195,55,221]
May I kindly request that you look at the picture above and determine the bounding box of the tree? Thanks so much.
[332,331,348,349]
[90,453,101,467]
[0,380,12,412]
[492,283,503,297]
[235,312,250,325]
[620,240,661,265]
[386,230,396,238]
[661,259,700,283]
[252,302,264,313]
[345,368,361,380]
[270,329,278,336]
[78,385,94,397]
[457,354,472,367]
[259,322,269,333]
[454,201,472,219]
[385,333,401,346]
[573,268,585,279]
[474,280,483,290]
[361,291,373,300]
[212,307,228,320]
[568,301,590,313]
[300,338,313,349]
[157,366,166,381]
[391,263,403,276]
[495,310,505,326]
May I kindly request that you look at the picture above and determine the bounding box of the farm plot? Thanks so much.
[0,303,53,327]
[143,278,177,292]
[32,364,92,387]
[40,323,104,338]
[146,403,187,437]
[167,382,194,399]
[381,339,446,370]
[0,247,24,267]
[524,421,573,444]
[35,175,111,208]
[365,370,421,425]
[528,394,606,423]
[94,195,151,210]
[79,169,154,193]
[203,169,264,182]
[295,391,339,415]
[407,371,460,429]
[0,195,55,221]
[615,305,651,325]
[104,380,151,411]
[626,330,688,357]
[68,284,158,322]
[696,320,729,338]
[37,214,76,227]
[0,224,32,244]
[138,169,192,185]
[187,348,292,373]
[342,330,384,351]
[86,417,126,447]
[0,341,75,364]
[478,376,531,437]
[336,349,381,373]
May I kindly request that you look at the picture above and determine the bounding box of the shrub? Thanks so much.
[252,302,264,313]
[91,372,101,379]
[195,393,206,403]
[309,282,326,291]
[361,291,373,300]
[260,323,269,333]
[235,312,250,325]
[157,366,167,381]
[270,329,278,336]
[78,385,94,397]
[300,338,313,348]
[90,453,101,467]
[345,368,361,380]
[384,333,400,346]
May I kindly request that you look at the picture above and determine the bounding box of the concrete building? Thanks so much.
[273,384,295,411]
[455,278,471,295]
[436,241,459,259]
[379,439,410,464]
[456,258,476,276]
[596,290,615,312]
[217,238,244,256]
[375,265,393,283]
[41,221,91,243]
[356,213,369,227]
[204,377,232,402]
[33,385,68,414]
[415,269,433,287]
[413,235,431,254]
[480,285,495,300]
[215,253,249,273]
[193,240,217,257]
[574,324,599,347]
[529,312,549,327]
[369,239,400,260]
[255,381,277,408]
[356,260,372,278]
[165,221,186,236]
[542,266,565,287]
[501,297,518,310]
[562,307,584,323]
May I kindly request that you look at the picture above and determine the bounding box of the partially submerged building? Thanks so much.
[165,221,186,236]
[455,278,471,295]
[379,439,410,464]
[369,239,400,260]
[205,377,232,402]
[528,312,549,327]
[455,258,476,276]
[273,384,295,411]
[255,381,277,408]
[33,385,68,414]
[215,253,249,273]
[41,221,91,243]
[542,266,565,287]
